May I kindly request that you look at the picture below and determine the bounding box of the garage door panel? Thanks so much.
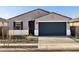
[39,22,66,36]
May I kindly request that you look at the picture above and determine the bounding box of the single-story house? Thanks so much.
[0,18,8,38]
[8,9,72,36]
[70,17,79,38]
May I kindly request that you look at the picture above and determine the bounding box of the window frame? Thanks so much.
[13,21,23,30]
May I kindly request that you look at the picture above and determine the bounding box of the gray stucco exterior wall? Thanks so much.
[8,9,71,36]
[35,13,71,36]
[8,9,49,30]
[8,9,49,35]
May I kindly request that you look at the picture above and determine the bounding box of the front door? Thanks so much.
[28,20,35,36]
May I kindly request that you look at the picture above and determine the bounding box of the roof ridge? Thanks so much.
[8,8,72,20]
[8,8,50,20]
[51,12,72,19]
[36,8,72,19]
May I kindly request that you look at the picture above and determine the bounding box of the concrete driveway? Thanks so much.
[38,36,79,51]
[38,36,76,43]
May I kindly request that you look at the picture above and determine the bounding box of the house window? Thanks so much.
[13,22,23,30]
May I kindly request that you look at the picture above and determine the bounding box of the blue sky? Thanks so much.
[0,6,79,19]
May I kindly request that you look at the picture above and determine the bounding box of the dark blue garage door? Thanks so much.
[39,22,66,36]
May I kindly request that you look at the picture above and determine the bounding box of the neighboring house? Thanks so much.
[0,18,8,38]
[8,9,72,36]
[70,17,79,37]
